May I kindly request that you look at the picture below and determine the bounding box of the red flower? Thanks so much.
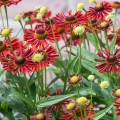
[115,108,120,116]
[47,89,70,112]
[0,0,21,7]
[95,49,120,74]
[88,2,112,20]
[53,10,87,29]
[109,34,120,46]
[1,47,35,74]
[24,25,58,47]
[32,45,58,71]
[114,99,120,107]
[5,38,26,51]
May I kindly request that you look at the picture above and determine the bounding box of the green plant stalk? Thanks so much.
[63,71,68,94]
[104,31,109,49]
[0,7,5,28]
[76,85,80,97]
[69,28,73,60]
[73,111,78,120]
[87,81,93,120]
[19,20,24,32]
[4,5,9,27]
[24,74,32,98]
[7,36,13,52]
[29,16,33,29]
[46,13,62,58]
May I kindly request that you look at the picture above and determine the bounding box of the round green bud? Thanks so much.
[88,75,95,81]
[77,3,85,11]
[14,14,21,21]
[74,26,85,36]
[100,81,109,89]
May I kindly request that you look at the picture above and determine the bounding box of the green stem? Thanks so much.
[104,31,109,49]
[7,36,13,52]
[29,17,33,29]
[19,20,24,32]
[0,7,5,28]
[4,6,9,27]
[76,85,80,97]
[69,28,73,60]
[24,74,32,98]
[46,13,62,58]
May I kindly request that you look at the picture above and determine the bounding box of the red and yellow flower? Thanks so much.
[95,49,120,74]
[88,2,112,20]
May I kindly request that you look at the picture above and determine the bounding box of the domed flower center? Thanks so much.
[65,15,77,24]
[36,113,46,120]
[0,41,6,52]
[106,55,117,65]
[0,0,9,2]
[100,21,109,28]
[95,3,104,12]
[116,89,120,96]
[45,19,53,26]
[33,50,46,63]
[91,19,97,24]
[70,76,79,83]
[15,56,26,65]
[35,29,48,40]
[57,28,65,34]
[66,103,76,111]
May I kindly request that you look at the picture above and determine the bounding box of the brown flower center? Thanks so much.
[57,28,65,34]
[65,15,77,24]
[0,0,9,2]
[106,55,117,65]
[0,41,6,52]
[36,113,46,120]
[15,56,26,65]
[23,11,33,18]
[45,19,53,26]
[95,3,104,12]
[35,29,48,40]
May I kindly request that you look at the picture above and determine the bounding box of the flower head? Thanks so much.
[67,74,82,86]
[88,75,95,81]
[112,87,120,98]
[73,26,85,36]
[0,0,21,7]
[77,3,85,11]
[1,28,11,37]
[88,2,112,20]
[95,49,120,74]
[100,81,109,88]
[112,1,120,9]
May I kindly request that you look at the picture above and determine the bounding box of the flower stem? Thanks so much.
[29,17,33,29]
[0,7,5,28]
[69,28,73,60]
[7,36,13,52]
[104,31,109,49]
[19,20,24,32]
[4,6,9,27]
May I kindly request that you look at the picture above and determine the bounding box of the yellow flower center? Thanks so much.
[116,89,120,96]
[100,22,109,28]
[70,76,79,83]
[36,113,46,120]
[66,103,76,111]
[1,28,11,36]
[77,97,88,105]
[33,52,46,63]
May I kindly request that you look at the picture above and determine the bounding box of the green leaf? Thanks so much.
[0,70,7,81]
[11,89,34,107]
[86,33,96,48]
[110,33,118,53]
[82,59,109,80]
[94,104,113,120]
[37,94,75,108]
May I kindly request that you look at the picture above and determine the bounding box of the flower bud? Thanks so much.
[77,97,88,105]
[105,12,114,21]
[1,101,8,110]
[89,0,96,3]
[77,3,85,11]
[74,26,85,36]
[36,13,43,20]
[1,28,11,36]
[24,17,29,22]
[36,113,45,120]
[14,14,21,21]
[40,6,48,15]
[66,102,76,111]
[88,75,95,81]
[100,81,109,88]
